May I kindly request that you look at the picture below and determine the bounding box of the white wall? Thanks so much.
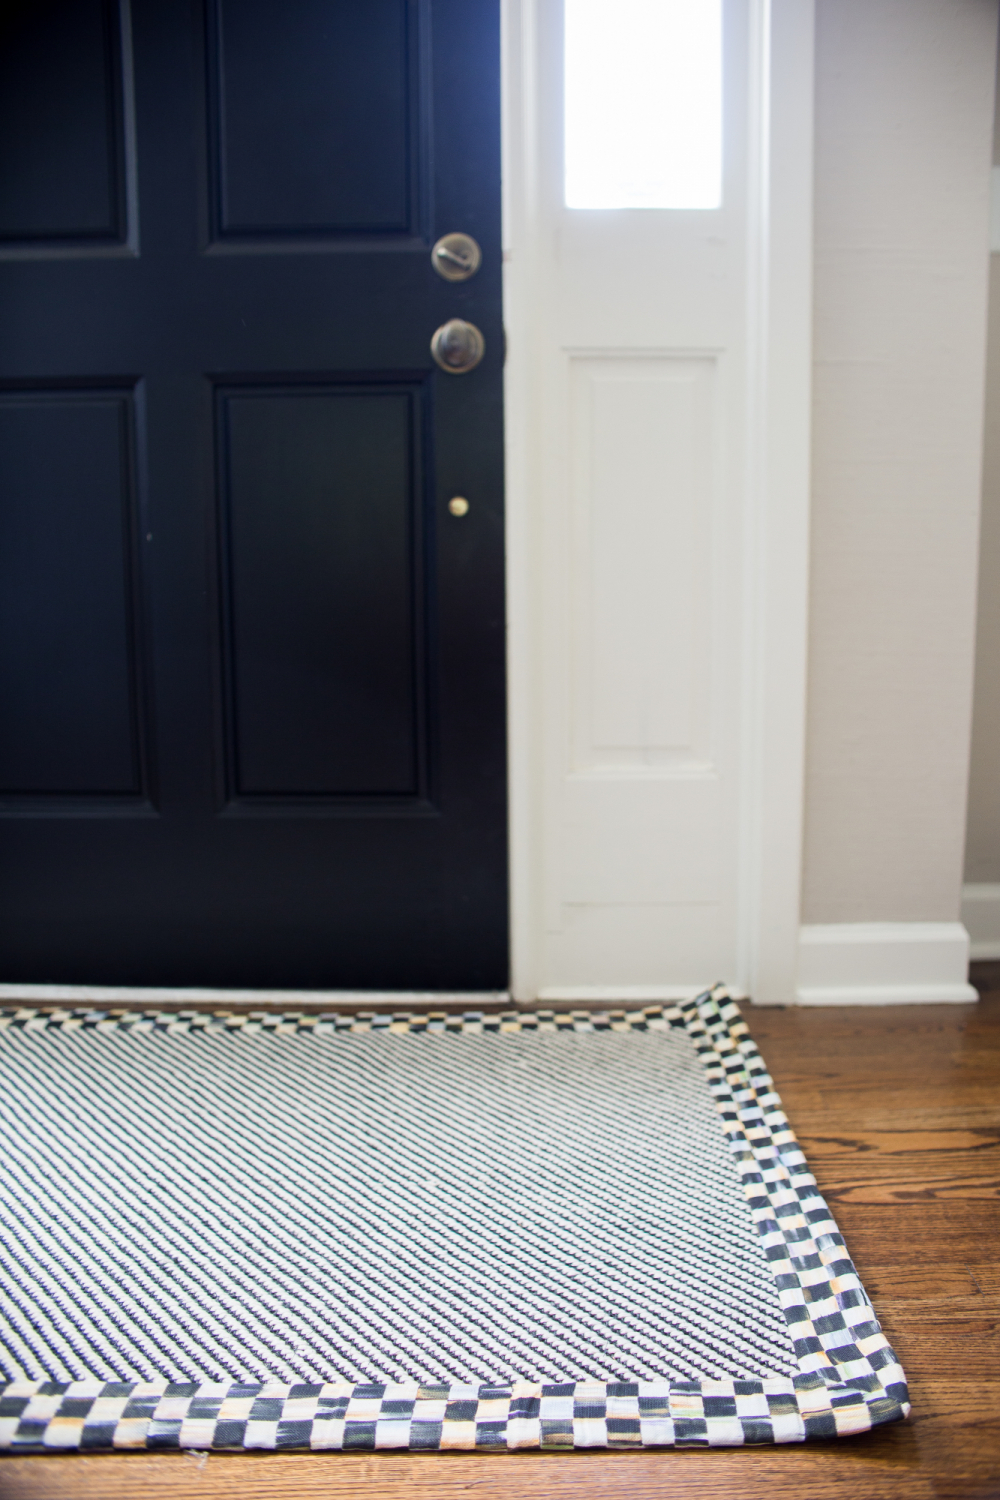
[803,0,995,934]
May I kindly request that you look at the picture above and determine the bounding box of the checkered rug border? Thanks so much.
[0,988,909,1450]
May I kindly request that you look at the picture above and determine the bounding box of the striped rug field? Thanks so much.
[0,988,908,1451]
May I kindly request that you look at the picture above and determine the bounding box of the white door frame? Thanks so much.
[502,0,815,1005]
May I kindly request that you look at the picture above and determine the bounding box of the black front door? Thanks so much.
[0,0,507,989]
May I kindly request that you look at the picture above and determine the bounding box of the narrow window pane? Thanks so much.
[564,0,722,210]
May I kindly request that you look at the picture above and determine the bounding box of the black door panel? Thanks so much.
[0,0,507,988]
[208,0,418,238]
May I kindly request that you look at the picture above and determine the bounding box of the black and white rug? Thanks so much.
[0,988,907,1450]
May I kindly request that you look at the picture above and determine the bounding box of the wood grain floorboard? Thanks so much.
[2,988,998,1500]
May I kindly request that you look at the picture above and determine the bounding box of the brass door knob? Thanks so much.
[431,319,485,374]
[431,233,482,281]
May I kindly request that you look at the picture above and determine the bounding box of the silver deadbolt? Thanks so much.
[431,232,482,281]
[430,319,485,374]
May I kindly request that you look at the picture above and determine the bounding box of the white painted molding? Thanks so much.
[538,985,748,1006]
[0,986,510,1010]
[0,983,758,1013]
[961,883,1000,959]
[796,923,977,1005]
[503,0,815,1003]
[739,0,814,1007]
[501,0,545,1003]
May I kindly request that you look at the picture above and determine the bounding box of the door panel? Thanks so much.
[513,1,752,991]
[209,0,417,238]
[0,0,128,246]
[0,0,507,989]
[0,389,143,797]
[220,385,422,800]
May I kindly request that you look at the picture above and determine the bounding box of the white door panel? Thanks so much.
[569,354,717,770]
[504,0,813,1002]
[560,776,722,905]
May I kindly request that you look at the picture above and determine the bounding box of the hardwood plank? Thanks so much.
[823,1175,1000,1204]
[885,1333,999,1382]
[0,1434,961,1500]
[834,1200,1000,1266]
[797,1129,1000,1157]
[864,1262,1000,1303]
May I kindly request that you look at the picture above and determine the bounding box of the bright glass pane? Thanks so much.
[564,0,722,210]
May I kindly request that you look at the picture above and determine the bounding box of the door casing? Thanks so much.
[502,0,815,1006]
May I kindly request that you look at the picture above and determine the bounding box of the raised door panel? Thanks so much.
[208,0,420,239]
[570,355,716,773]
[0,389,146,798]
[0,0,129,247]
[218,385,425,801]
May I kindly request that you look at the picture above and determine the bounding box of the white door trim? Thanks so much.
[737,0,815,1005]
[501,0,541,1003]
[502,0,815,1004]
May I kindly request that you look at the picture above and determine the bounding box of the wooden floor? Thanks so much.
[2,981,998,1500]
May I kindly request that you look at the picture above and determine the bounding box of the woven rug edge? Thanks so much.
[0,987,909,1451]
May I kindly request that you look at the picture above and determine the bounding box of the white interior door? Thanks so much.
[504,0,814,1003]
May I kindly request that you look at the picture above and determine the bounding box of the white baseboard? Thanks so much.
[961,883,1000,959]
[0,985,510,1011]
[796,922,977,1005]
[537,985,748,1006]
[0,982,743,1013]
